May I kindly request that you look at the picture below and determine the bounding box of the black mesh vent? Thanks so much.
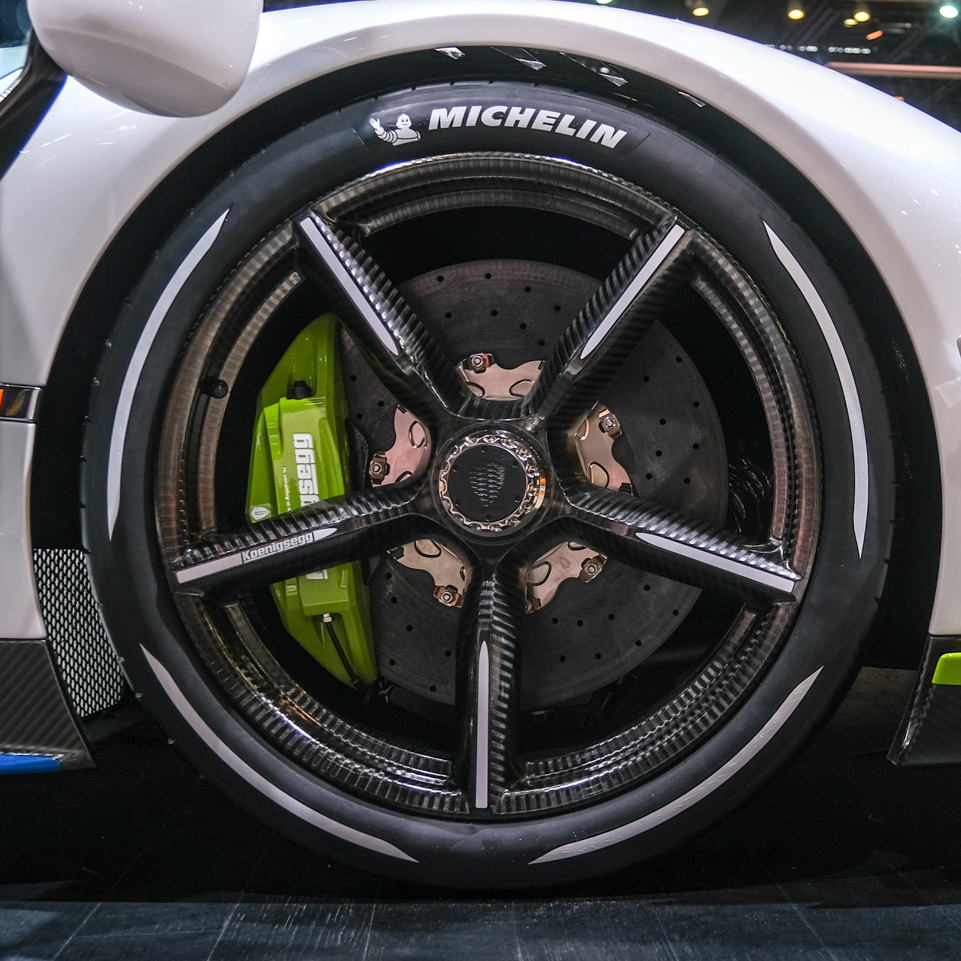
[33,549,126,717]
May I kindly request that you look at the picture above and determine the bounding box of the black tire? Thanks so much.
[82,82,894,887]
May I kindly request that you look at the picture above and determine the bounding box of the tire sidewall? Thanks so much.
[83,82,892,887]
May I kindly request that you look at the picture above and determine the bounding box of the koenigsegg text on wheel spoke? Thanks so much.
[169,485,433,597]
[296,212,466,423]
[564,484,800,604]
[522,216,692,426]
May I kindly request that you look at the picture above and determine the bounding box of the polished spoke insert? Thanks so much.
[566,486,800,603]
[523,218,691,425]
[297,211,465,420]
[455,565,526,811]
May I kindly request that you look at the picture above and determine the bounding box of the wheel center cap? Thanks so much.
[438,431,546,533]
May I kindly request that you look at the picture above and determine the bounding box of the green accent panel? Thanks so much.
[932,652,961,686]
[246,314,376,688]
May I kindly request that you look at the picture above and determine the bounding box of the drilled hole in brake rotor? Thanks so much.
[354,259,727,711]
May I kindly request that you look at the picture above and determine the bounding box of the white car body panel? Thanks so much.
[26,0,261,116]
[0,423,45,639]
[2,0,961,634]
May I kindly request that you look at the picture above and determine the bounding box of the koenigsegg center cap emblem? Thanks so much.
[469,462,507,508]
[439,431,546,533]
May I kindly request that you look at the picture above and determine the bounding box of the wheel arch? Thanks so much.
[31,45,939,667]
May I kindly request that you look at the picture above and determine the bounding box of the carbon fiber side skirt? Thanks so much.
[889,635,961,767]
[0,639,92,771]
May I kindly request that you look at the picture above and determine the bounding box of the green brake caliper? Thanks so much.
[245,314,376,690]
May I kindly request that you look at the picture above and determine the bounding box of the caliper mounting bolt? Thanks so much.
[287,380,313,400]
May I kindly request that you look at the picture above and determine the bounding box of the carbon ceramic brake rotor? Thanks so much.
[366,260,727,710]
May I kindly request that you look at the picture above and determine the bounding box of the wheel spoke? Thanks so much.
[454,563,526,812]
[296,211,465,419]
[522,217,692,425]
[566,486,800,604]
[170,485,431,597]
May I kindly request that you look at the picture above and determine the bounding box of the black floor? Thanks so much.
[0,668,958,960]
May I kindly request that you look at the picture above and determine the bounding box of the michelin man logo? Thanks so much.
[369,113,421,145]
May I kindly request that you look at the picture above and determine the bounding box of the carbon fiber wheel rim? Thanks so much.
[155,153,820,819]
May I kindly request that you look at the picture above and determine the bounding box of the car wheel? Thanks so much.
[82,82,894,887]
